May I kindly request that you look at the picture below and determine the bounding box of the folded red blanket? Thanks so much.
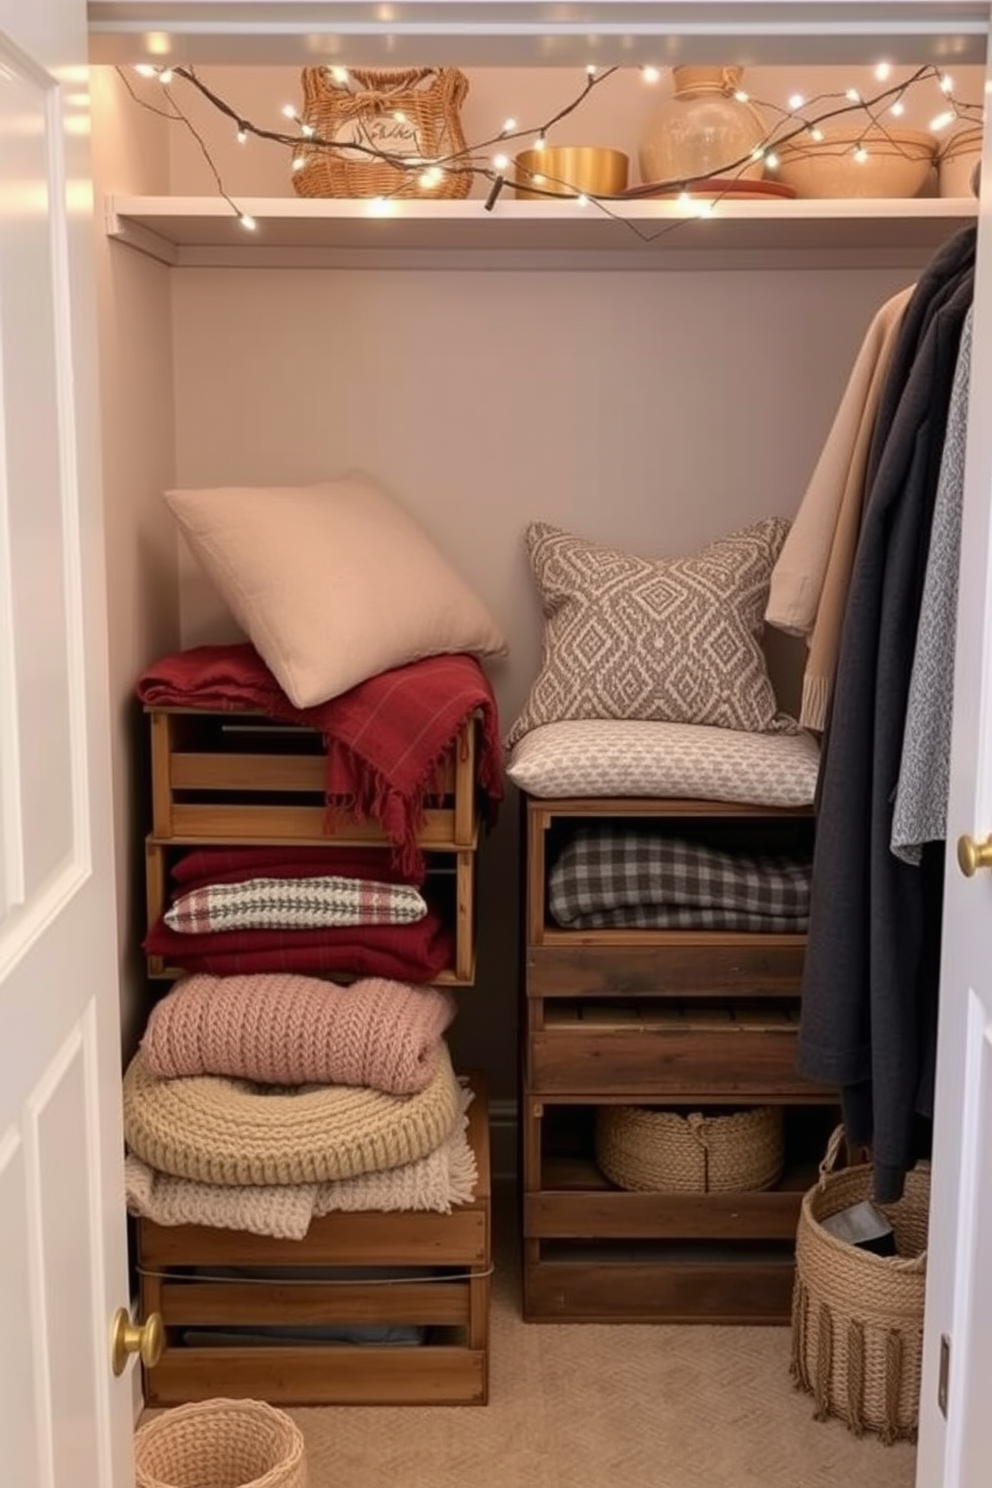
[137,645,504,876]
[171,845,424,891]
[143,908,452,982]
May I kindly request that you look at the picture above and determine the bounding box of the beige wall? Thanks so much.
[90,69,181,1055]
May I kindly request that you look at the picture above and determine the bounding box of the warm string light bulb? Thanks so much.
[502,117,517,133]
[301,123,315,138]
[940,74,954,94]
[930,110,955,131]
[236,126,248,144]
[292,155,306,170]
[891,100,906,117]
[765,151,780,169]
[534,133,547,151]
[330,67,349,84]
[854,144,869,163]
[239,213,256,231]
[875,61,892,81]
[134,63,157,78]
[642,66,661,84]
[281,103,297,120]
[158,69,174,85]
[845,88,861,103]
[788,93,805,111]
[810,126,825,142]
[586,65,597,78]
[734,89,750,103]
[492,152,510,171]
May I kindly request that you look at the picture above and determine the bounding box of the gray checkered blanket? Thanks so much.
[548,828,812,932]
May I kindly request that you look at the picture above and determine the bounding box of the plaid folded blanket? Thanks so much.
[558,906,808,932]
[164,876,427,933]
[548,827,812,929]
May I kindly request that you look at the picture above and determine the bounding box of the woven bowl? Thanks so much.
[134,1398,307,1488]
[595,1105,784,1193]
[772,125,936,198]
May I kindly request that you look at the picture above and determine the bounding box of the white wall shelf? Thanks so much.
[105,195,977,272]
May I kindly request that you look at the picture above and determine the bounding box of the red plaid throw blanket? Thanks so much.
[136,645,503,875]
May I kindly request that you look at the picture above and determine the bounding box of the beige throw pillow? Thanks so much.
[506,518,793,748]
[166,478,507,708]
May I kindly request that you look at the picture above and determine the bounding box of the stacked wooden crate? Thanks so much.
[136,703,490,1405]
[521,794,836,1325]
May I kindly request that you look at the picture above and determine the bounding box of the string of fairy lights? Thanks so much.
[120,60,983,240]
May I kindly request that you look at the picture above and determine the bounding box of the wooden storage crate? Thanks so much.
[137,1081,491,1407]
[148,706,480,849]
[521,793,835,1324]
[144,836,477,985]
[526,999,829,1098]
[521,1097,836,1322]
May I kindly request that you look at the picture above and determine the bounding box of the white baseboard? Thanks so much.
[489,1097,518,1184]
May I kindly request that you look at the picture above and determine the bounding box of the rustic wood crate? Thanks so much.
[520,793,833,1325]
[137,1081,490,1406]
[144,836,476,986]
[148,706,479,849]
[520,1098,839,1324]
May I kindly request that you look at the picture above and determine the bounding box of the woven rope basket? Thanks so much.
[790,1127,929,1445]
[595,1105,784,1193]
[292,66,471,199]
[134,1398,307,1488]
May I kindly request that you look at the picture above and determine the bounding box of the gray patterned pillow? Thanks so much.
[506,519,794,747]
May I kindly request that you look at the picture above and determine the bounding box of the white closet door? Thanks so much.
[0,1,135,1484]
[916,25,992,1486]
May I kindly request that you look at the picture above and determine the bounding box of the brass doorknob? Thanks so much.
[957,833,992,878]
[110,1307,164,1376]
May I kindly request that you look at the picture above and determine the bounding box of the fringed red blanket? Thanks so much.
[136,644,504,876]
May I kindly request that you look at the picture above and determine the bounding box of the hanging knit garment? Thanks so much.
[122,1040,459,1186]
[141,973,455,1094]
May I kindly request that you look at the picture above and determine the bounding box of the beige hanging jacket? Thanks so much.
[765,284,914,730]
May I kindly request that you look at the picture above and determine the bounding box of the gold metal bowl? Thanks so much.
[513,146,629,199]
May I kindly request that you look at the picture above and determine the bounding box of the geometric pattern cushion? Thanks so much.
[506,720,820,806]
[505,518,796,748]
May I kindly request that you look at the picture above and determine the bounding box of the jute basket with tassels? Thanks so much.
[292,66,471,199]
[134,1398,307,1488]
[790,1127,929,1444]
[595,1105,784,1193]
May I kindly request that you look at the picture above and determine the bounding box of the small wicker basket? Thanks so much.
[292,66,471,199]
[790,1128,929,1444]
[595,1105,784,1193]
[134,1398,307,1488]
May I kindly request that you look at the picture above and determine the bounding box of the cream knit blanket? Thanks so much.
[125,1089,476,1239]
[141,973,455,1095]
[122,1041,459,1186]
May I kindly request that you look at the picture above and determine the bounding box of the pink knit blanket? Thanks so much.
[141,974,455,1094]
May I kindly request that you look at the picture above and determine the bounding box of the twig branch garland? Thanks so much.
[118,62,982,242]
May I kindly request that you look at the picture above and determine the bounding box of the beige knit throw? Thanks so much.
[122,1041,459,1186]
[141,973,455,1095]
[125,1088,476,1239]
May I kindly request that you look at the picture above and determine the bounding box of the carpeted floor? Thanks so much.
[289,1202,917,1488]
